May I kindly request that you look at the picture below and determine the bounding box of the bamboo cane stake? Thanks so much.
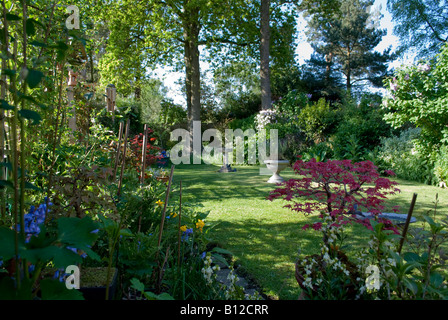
[112,120,124,180]
[177,180,182,267]
[157,165,175,249]
[140,124,148,184]
[398,193,418,254]
[117,118,130,197]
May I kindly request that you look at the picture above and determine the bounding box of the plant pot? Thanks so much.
[156,176,169,183]
[264,159,290,183]
[79,267,119,300]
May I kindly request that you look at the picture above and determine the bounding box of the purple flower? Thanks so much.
[418,63,431,72]
[390,80,399,92]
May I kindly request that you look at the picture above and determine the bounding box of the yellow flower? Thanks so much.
[180,225,187,232]
[196,219,205,232]
[170,212,178,218]
[156,200,164,207]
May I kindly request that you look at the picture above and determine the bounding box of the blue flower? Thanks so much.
[66,246,88,259]
[17,200,53,243]
[181,228,194,241]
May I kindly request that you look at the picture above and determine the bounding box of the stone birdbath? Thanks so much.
[218,147,236,173]
[264,159,290,183]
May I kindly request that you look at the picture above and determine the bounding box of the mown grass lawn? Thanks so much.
[169,163,447,300]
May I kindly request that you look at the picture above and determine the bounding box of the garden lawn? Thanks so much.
[169,163,448,300]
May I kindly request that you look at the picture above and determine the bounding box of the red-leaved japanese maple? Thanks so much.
[268,158,401,236]
[130,131,163,179]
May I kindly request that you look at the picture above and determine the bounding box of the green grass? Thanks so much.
[168,163,447,300]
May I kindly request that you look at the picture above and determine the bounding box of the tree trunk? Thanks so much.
[260,0,271,110]
[183,5,201,159]
[346,51,351,92]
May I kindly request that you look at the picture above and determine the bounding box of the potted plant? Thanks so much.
[79,266,119,300]
[268,158,401,299]
[155,168,170,183]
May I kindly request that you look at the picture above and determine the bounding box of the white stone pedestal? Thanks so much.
[264,159,289,183]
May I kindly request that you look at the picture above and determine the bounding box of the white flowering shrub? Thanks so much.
[355,206,448,300]
[296,213,364,300]
[255,108,278,131]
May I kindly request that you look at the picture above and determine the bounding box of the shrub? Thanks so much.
[331,94,393,161]
[382,42,448,149]
[297,98,339,145]
[356,195,448,300]
[378,128,437,184]
[434,145,448,187]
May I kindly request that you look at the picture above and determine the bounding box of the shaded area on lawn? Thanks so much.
[168,163,447,299]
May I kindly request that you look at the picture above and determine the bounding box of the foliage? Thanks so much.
[306,0,395,92]
[51,166,116,219]
[296,213,364,299]
[296,98,339,144]
[331,94,394,161]
[387,0,448,58]
[268,158,400,241]
[377,127,437,185]
[382,42,448,149]
[129,131,162,179]
[269,158,400,299]
[434,145,448,187]
[356,194,448,299]
[0,205,100,299]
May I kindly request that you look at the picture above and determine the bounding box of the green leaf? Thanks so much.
[25,181,41,191]
[0,277,17,300]
[25,19,36,36]
[29,40,47,48]
[57,217,100,255]
[26,69,44,89]
[0,99,14,110]
[5,13,20,21]
[119,228,133,237]
[18,109,41,125]
[0,227,25,261]
[130,277,145,292]
[211,246,233,256]
[430,272,444,288]
[402,278,419,295]
[0,180,13,189]
[52,247,83,268]
[143,291,175,300]
[403,252,421,262]
[2,69,16,77]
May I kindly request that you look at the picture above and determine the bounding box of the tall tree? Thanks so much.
[387,0,448,59]
[260,0,271,110]
[306,0,395,92]
[93,0,297,135]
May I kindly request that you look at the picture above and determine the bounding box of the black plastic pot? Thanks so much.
[79,267,118,300]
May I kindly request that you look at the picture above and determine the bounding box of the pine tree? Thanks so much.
[306,0,395,92]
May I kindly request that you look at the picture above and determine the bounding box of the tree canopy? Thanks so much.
[305,0,395,92]
[387,0,448,59]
